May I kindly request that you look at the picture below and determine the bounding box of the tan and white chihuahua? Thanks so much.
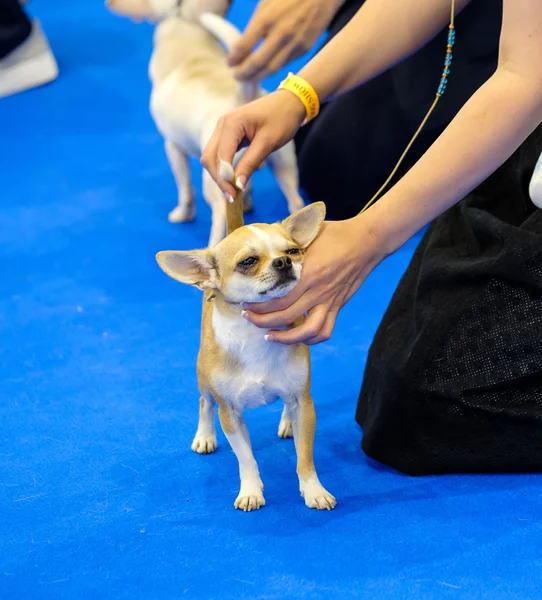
[107,0,305,247]
[156,188,336,511]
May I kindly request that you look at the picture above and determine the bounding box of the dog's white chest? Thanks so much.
[211,308,307,410]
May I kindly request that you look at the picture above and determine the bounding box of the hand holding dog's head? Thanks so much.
[156,202,326,303]
[106,0,229,22]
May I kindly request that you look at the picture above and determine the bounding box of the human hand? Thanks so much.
[201,90,306,199]
[228,0,343,81]
[241,215,387,345]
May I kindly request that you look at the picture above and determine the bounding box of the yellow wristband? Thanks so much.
[277,73,320,125]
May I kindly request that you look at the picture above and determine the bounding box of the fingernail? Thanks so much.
[236,176,246,191]
[225,193,234,204]
[264,334,274,342]
[241,310,248,319]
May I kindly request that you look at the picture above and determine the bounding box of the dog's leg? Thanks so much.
[217,401,265,511]
[267,142,305,215]
[278,404,293,439]
[288,395,336,510]
[243,180,253,214]
[203,170,226,248]
[164,140,196,223]
[191,392,217,454]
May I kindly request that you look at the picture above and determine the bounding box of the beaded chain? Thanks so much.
[361,0,456,214]
[438,22,456,96]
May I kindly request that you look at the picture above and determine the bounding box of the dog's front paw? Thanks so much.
[234,491,266,512]
[234,480,265,511]
[191,432,217,454]
[168,204,195,223]
[300,479,336,510]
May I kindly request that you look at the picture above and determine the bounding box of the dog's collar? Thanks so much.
[206,291,241,308]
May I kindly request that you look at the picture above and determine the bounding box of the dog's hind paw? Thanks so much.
[168,204,195,223]
[277,417,293,439]
[191,432,217,454]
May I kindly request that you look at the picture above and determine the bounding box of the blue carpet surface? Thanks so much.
[1,2,541,599]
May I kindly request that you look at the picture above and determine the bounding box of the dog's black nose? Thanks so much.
[272,257,292,271]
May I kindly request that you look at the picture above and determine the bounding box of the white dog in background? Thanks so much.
[107,0,305,247]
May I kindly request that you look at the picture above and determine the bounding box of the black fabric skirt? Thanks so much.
[357,124,542,475]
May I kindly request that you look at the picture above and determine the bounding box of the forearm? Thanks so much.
[363,68,542,256]
[298,0,471,102]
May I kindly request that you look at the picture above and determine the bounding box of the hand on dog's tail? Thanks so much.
[199,12,259,103]
[219,158,244,235]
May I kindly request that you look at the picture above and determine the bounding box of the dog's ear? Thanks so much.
[156,250,217,289]
[281,202,326,249]
[106,0,152,19]
[197,0,230,16]
[181,0,230,20]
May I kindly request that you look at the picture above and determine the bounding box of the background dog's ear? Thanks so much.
[106,0,152,20]
[181,0,230,20]
[197,0,230,16]
[156,250,217,289]
[281,202,326,249]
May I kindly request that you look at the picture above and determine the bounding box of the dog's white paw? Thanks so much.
[191,432,217,454]
[168,204,195,223]
[277,417,293,439]
[234,490,266,512]
[300,479,336,510]
[234,479,265,511]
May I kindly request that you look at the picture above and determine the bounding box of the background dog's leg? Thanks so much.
[164,140,195,223]
[191,392,217,454]
[288,395,336,510]
[242,180,253,214]
[217,402,265,511]
[203,171,226,248]
[278,404,293,439]
[268,143,305,215]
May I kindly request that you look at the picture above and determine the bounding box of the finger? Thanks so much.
[201,121,236,198]
[243,291,314,329]
[233,128,277,184]
[266,304,330,346]
[203,115,247,197]
[244,279,307,314]
[200,121,222,182]
[233,30,293,81]
[264,41,303,78]
[304,309,338,346]
[227,15,267,67]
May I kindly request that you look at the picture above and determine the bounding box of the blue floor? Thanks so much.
[1,2,542,599]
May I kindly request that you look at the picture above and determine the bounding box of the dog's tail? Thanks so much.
[218,159,244,234]
[199,12,259,104]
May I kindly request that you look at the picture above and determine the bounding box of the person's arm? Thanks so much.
[297,0,471,102]
[202,0,473,196]
[241,0,542,346]
[361,0,542,258]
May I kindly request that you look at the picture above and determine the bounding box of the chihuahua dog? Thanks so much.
[107,0,305,247]
[156,185,336,511]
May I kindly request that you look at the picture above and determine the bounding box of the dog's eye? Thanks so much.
[286,248,300,255]
[237,256,259,268]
